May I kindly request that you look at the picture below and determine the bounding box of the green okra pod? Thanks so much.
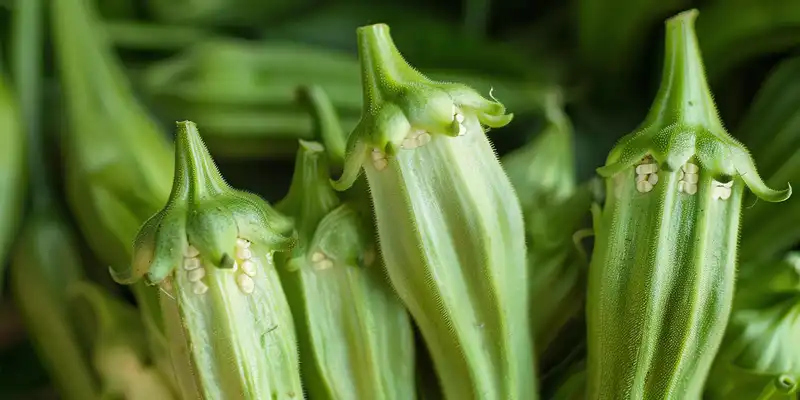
[705,253,800,400]
[276,86,415,399]
[9,1,98,397]
[11,213,100,400]
[52,0,177,385]
[332,24,536,400]
[587,10,791,399]
[71,282,175,400]
[501,91,576,216]
[0,75,25,289]
[117,121,302,400]
[276,141,416,400]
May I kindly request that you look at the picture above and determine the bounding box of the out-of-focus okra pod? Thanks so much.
[115,121,303,399]
[140,38,549,159]
[11,213,100,400]
[275,86,415,399]
[72,282,174,400]
[52,0,176,385]
[332,24,536,400]
[705,252,800,399]
[0,75,25,290]
[587,10,791,399]
[734,56,800,263]
[9,1,97,397]
[502,91,576,215]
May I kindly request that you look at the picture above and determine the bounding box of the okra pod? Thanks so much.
[280,84,415,399]
[587,10,791,399]
[116,121,302,399]
[332,24,536,399]
[0,75,25,290]
[142,38,549,159]
[9,1,98,397]
[71,282,175,400]
[10,213,100,400]
[502,91,576,215]
[705,253,800,399]
[275,141,415,399]
[52,0,177,386]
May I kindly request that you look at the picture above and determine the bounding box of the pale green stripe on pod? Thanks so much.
[589,160,743,398]
[162,250,301,399]
[587,9,790,399]
[363,112,534,400]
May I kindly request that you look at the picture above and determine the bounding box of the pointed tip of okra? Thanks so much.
[116,121,296,286]
[598,10,791,203]
[335,23,513,185]
[278,140,341,243]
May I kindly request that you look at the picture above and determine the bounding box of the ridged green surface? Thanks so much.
[332,23,536,400]
[587,10,790,399]
[276,141,415,400]
[589,165,743,398]
[363,115,534,399]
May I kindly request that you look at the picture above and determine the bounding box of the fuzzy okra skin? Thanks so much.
[115,121,302,400]
[276,141,415,400]
[333,24,535,400]
[586,10,791,400]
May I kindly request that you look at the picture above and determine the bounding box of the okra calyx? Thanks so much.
[332,23,513,191]
[113,121,295,286]
[598,10,790,203]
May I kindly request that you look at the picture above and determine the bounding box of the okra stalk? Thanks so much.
[116,121,303,399]
[705,253,800,399]
[587,10,791,399]
[332,24,536,399]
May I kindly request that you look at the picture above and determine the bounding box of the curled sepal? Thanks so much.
[331,23,513,191]
[597,10,790,203]
[117,121,295,286]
